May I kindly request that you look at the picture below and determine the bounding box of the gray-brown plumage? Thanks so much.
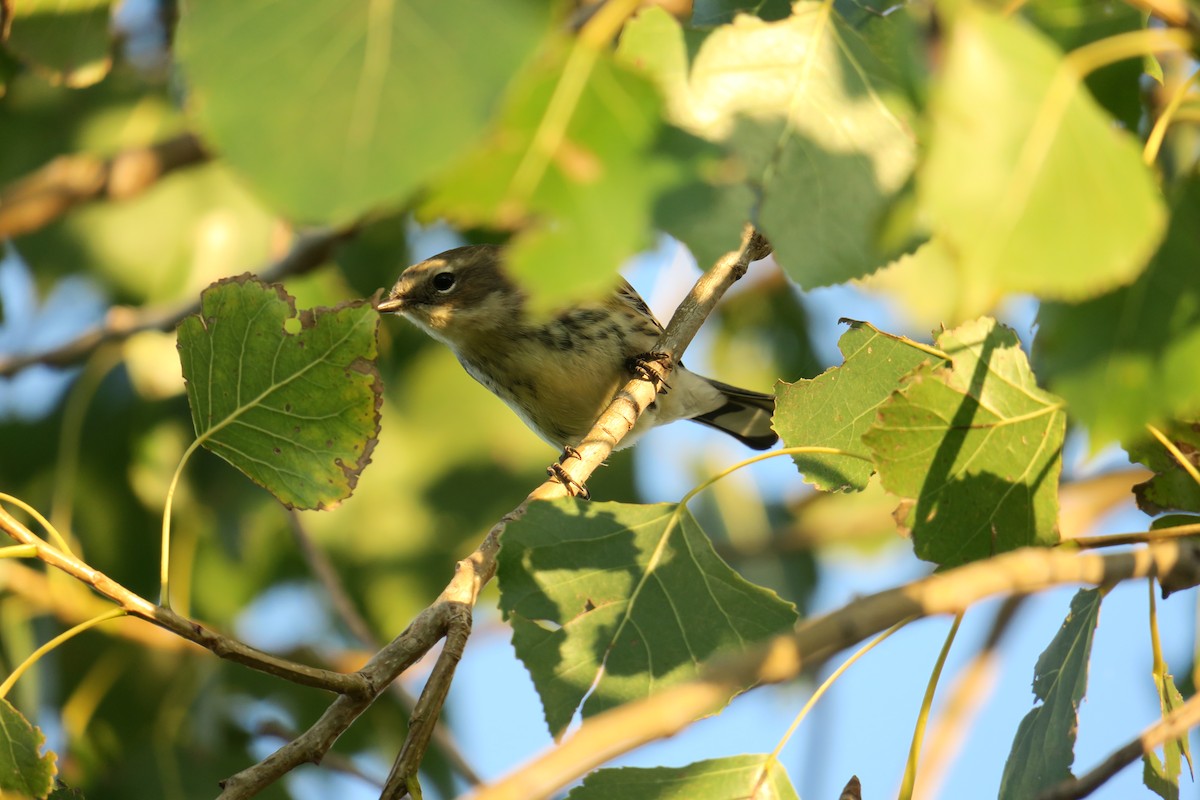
[378,245,777,451]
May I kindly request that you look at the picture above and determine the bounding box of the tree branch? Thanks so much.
[465,539,1200,800]
[215,226,772,797]
[0,133,210,238]
[0,503,368,696]
[0,225,356,378]
[1037,684,1200,800]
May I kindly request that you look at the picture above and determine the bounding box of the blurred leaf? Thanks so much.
[5,0,111,88]
[1035,177,1200,447]
[920,9,1165,316]
[776,320,936,492]
[711,270,821,387]
[0,697,58,798]
[1128,420,1200,515]
[692,0,792,27]
[565,755,800,799]
[863,318,1065,567]
[1021,0,1146,129]
[498,499,797,737]
[619,3,918,288]
[1000,588,1102,800]
[334,212,409,300]
[177,276,381,510]
[1143,671,1192,800]
[425,44,738,307]
[176,0,550,223]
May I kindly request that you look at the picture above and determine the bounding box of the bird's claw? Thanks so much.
[627,351,672,393]
[548,462,591,500]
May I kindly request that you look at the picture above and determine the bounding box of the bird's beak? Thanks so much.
[376,296,404,314]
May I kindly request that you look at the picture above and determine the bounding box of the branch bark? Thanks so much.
[0,133,210,237]
[465,539,1200,800]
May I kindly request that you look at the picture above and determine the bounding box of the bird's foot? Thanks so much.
[627,351,673,393]
[548,462,591,500]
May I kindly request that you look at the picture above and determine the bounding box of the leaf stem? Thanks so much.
[0,492,75,556]
[0,607,127,700]
[161,438,204,608]
[679,446,873,507]
[899,612,964,800]
[0,544,37,559]
[1144,68,1200,167]
[1146,423,1200,488]
[1065,521,1200,549]
[751,617,913,794]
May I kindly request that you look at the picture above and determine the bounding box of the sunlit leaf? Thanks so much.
[619,3,918,287]
[1143,671,1193,800]
[177,276,382,510]
[1000,588,1102,800]
[1035,178,1200,447]
[920,8,1165,315]
[0,698,57,798]
[4,0,111,87]
[775,320,936,492]
[498,499,797,738]
[863,317,1064,567]
[176,0,550,223]
[1128,420,1200,516]
[565,755,800,799]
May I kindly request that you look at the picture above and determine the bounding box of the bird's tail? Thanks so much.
[689,378,778,450]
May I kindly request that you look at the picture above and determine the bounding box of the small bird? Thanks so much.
[377,244,778,454]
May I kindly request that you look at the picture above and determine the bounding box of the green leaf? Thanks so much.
[176,0,550,223]
[4,0,111,88]
[425,44,741,307]
[0,698,57,798]
[999,588,1103,800]
[919,8,1165,316]
[1143,671,1193,800]
[498,499,797,738]
[692,0,792,27]
[619,3,917,288]
[775,320,937,492]
[1035,177,1200,447]
[176,276,382,510]
[863,318,1064,567]
[1128,421,1200,516]
[564,755,800,800]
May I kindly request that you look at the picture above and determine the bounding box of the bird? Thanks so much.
[377,244,778,456]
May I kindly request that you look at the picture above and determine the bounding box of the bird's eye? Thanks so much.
[432,272,456,292]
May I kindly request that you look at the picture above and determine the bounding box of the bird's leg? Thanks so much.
[547,461,590,500]
[626,351,673,394]
[559,444,583,463]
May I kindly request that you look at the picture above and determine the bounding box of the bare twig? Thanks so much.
[287,510,483,786]
[0,133,209,237]
[0,504,368,696]
[0,225,356,378]
[217,226,772,797]
[466,539,1200,800]
[1037,685,1200,800]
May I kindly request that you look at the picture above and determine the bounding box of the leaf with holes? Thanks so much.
[1000,589,1102,800]
[775,320,939,492]
[1128,420,1200,516]
[498,499,797,738]
[862,317,1065,567]
[0,698,57,798]
[176,276,381,510]
[565,755,800,800]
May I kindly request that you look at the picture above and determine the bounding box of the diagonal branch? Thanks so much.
[216,225,773,798]
[0,133,210,238]
[0,225,356,378]
[465,539,1200,800]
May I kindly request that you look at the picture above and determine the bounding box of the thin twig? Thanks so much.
[466,539,1200,800]
[1036,686,1200,800]
[0,504,368,696]
[0,225,356,377]
[0,133,209,237]
[288,510,483,786]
